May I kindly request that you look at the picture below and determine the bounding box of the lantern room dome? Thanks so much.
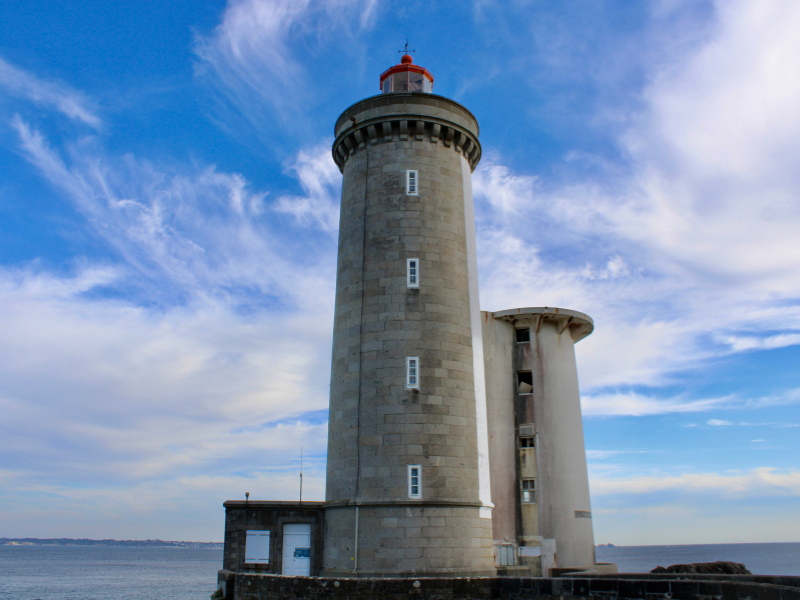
[380,54,434,94]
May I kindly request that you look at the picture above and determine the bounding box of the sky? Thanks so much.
[0,0,799,546]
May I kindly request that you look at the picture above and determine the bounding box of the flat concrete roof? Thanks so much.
[223,500,324,509]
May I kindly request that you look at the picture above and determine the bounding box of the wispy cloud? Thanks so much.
[581,392,731,417]
[11,116,336,309]
[193,0,378,140]
[592,467,800,498]
[0,56,101,128]
[273,139,341,232]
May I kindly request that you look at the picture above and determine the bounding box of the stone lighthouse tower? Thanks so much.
[322,54,496,577]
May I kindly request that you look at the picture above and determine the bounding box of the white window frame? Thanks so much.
[407,258,420,288]
[408,464,422,498]
[521,479,536,504]
[406,170,418,195]
[496,544,516,567]
[406,356,420,389]
[245,530,271,564]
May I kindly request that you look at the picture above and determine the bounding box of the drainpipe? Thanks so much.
[352,506,359,574]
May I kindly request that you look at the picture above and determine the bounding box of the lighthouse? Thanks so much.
[322,53,496,576]
[216,55,615,589]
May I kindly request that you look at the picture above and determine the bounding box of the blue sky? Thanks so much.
[0,0,798,545]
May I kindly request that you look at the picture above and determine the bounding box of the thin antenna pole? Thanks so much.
[299,447,303,503]
[398,35,415,56]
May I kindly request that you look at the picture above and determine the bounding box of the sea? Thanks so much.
[0,543,798,600]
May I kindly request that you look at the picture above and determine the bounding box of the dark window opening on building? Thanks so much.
[517,371,533,394]
[515,328,530,343]
[519,436,535,448]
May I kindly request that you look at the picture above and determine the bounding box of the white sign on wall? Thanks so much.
[518,546,541,557]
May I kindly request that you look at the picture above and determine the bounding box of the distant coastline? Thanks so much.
[0,537,223,548]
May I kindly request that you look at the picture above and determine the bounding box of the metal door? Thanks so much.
[281,523,311,576]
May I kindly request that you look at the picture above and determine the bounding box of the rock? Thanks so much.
[651,561,751,575]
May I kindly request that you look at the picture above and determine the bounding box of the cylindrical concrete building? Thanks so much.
[483,307,605,575]
[323,55,495,577]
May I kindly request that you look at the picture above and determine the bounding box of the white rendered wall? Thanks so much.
[481,315,517,542]
[461,155,493,516]
[483,309,598,572]
[532,319,596,569]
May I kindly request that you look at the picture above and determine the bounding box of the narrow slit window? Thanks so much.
[406,170,418,195]
[521,479,536,504]
[515,328,530,343]
[517,371,533,395]
[408,465,422,498]
[406,356,420,389]
[407,258,420,288]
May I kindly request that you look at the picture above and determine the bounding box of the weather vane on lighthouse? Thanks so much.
[398,35,415,56]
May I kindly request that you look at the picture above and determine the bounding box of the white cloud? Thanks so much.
[707,419,732,426]
[591,467,800,498]
[472,0,800,409]
[721,333,800,352]
[273,139,341,231]
[0,56,101,128]
[581,392,730,417]
[0,261,333,539]
[586,449,650,460]
[0,266,332,475]
[1,91,342,538]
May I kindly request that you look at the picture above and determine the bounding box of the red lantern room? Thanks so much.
[379,54,434,94]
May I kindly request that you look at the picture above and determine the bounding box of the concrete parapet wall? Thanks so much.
[228,573,800,600]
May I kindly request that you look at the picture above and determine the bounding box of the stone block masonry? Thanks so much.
[323,91,494,576]
[225,572,800,600]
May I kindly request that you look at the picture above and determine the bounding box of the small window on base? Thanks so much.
[517,371,533,394]
[516,328,530,343]
[519,436,535,448]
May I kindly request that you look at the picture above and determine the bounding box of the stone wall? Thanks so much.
[229,573,800,600]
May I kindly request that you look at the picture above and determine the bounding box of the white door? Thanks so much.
[281,523,311,576]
